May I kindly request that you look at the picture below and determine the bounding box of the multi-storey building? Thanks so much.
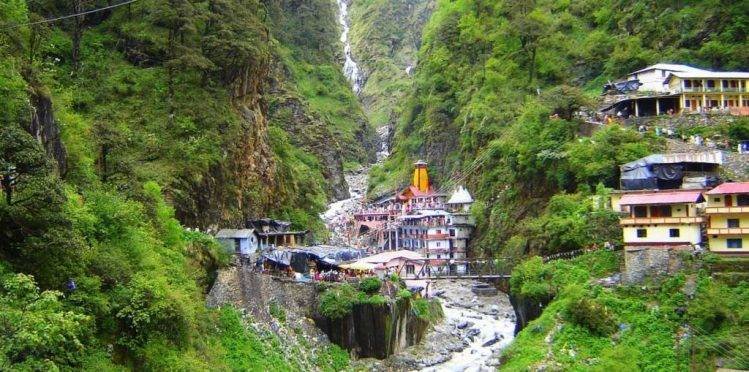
[616,190,706,249]
[705,182,749,254]
[601,63,749,117]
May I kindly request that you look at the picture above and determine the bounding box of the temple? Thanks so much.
[352,161,475,265]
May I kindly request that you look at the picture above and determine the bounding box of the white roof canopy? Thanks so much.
[447,186,474,204]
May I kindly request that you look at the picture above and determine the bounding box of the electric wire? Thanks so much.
[1,0,139,30]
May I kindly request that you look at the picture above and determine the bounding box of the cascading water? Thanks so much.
[336,0,362,93]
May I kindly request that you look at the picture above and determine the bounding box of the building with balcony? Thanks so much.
[615,189,706,283]
[705,182,749,254]
[617,190,706,248]
[601,63,749,117]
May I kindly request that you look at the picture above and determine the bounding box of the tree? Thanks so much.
[0,124,50,205]
[0,271,92,369]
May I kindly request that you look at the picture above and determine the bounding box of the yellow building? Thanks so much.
[617,190,706,248]
[665,71,749,114]
[705,182,749,254]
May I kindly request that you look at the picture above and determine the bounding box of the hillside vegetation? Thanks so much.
[0,0,367,368]
[503,252,749,370]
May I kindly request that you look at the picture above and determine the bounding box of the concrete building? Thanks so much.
[615,189,706,283]
[216,229,259,255]
[705,182,749,254]
[627,63,710,93]
[618,190,706,248]
[601,63,749,117]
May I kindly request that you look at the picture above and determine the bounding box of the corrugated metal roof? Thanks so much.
[360,250,424,263]
[630,63,709,75]
[216,229,256,238]
[706,182,749,195]
[619,190,705,205]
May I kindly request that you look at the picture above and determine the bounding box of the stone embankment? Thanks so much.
[207,265,332,370]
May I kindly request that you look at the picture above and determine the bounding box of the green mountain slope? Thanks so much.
[0,0,366,368]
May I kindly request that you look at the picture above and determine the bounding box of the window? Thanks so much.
[684,80,692,88]
[637,229,647,238]
[669,229,680,238]
[727,219,740,228]
[684,100,691,108]
[727,239,743,249]
[713,197,721,203]
[449,229,455,237]
[650,205,672,217]
[707,80,715,88]
[406,265,415,274]
[634,206,648,218]
[436,242,441,247]
[738,194,749,206]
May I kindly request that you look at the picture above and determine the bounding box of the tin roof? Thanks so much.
[629,63,709,75]
[706,182,749,195]
[216,229,256,239]
[360,250,424,264]
[619,190,705,205]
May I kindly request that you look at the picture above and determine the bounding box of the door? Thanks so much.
[725,195,733,207]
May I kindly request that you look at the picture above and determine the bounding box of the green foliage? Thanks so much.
[313,343,350,372]
[564,292,617,336]
[0,270,92,369]
[269,301,287,323]
[358,277,383,295]
[397,288,412,300]
[510,257,553,300]
[504,251,749,370]
[216,307,297,371]
[411,298,443,322]
[319,284,359,319]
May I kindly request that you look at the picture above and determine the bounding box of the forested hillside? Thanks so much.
[0,0,366,368]
[347,0,434,129]
[371,0,748,258]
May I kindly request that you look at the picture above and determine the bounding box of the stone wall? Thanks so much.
[207,265,320,323]
[623,246,689,283]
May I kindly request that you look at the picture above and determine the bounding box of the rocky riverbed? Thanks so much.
[356,280,516,371]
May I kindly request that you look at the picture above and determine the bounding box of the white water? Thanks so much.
[424,303,515,371]
[336,0,362,93]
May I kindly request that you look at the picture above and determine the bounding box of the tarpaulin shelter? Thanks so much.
[619,152,722,190]
[261,246,366,273]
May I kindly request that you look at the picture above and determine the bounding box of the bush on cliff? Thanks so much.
[319,284,358,319]
[359,277,382,295]
[564,291,617,336]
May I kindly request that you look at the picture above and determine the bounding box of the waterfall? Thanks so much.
[336,0,361,93]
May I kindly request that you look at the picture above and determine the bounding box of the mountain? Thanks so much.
[0,0,369,368]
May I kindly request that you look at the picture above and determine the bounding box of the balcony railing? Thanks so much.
[675,87,747,93]
[620,216,705,225]
[707,227,749,235]
[705,206,749,214]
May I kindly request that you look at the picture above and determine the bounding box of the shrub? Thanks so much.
[269,301,286,322]
[358,277,382,295]
[412,298,443,322]
[319,285,358,319]
[565,296,617,336]
[397,288,412,300]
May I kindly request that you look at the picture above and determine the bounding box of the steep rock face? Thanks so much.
[27,89,67,178]
[268,94,350,200]
[315,299,429,359]
[176,47,278,228]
